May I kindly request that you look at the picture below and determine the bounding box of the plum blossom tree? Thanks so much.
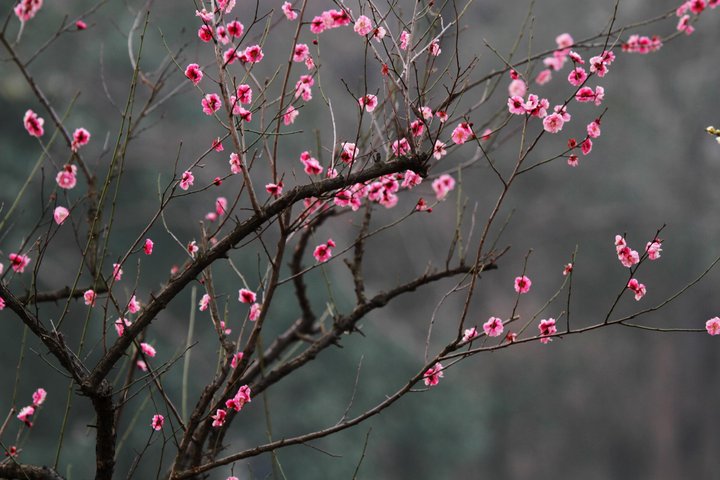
[1,0,719,479]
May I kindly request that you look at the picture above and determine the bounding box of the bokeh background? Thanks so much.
[2,0,720,478]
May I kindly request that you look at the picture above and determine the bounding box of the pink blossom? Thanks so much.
[56,164,78,189]
[562,263,573,276]
[623,35,662,54]
[569,51,585,64]
[310,16,326,34]
[627,278,646,301]
[53,206,69,225]
[415,198,432,212]
[451,122,473,144]
[706,317,720,336]
[423,362,444,386]
[179,170,194,191]
[542,113,565,133]
[580,138,593,156]
[229,152,242,174]
[432,174,455,201]
[354,15,373,36]
[217,0,235,14]
[419,106,433,119]
[359,94,378,112]
[144,238,154,255]
[249,302,261,321]
[0,297,5,310]
[215,26,229,45]
[231,352,244,368]
[433,140,447,160]
[391,138,410,157]
[506,332,518,343]
[187,241,199,258]
[313,238,336,262]
[339,142,358,163]
[140,342,156,357]
[202,93,221,115]
[428,39,441,56]
[567,154,579,167]
[593,86,605,106]
[137,359,148,371]
[199,294,211,312]
[586,120,601,138]
[293,43,310,63]
[227,20,243,37]
[14,0,43,22]
[617,246,640,268]
[567,67,587,86]
[114,317,131,336]
[372,26,386,41]
[399,30,411,50]
[677,14,694,35]
[265,182,283,198]
[198,25,213,42]
[127,295,141,314]
[508,78,527,97]
[410,120,425,137]
[646,240,662,260]
[211,409,227,427]
[184,64,203,85]
[235,84,252,104]
[151,414,164,431]
[462,327,479,342]
[212,138,224,152]
[556,33,574,52]
[402,170,422,189]
[243,45,264,63]
[544,55,565,71]
[535,69,552,85]
[9,253,31,273]
[239,288,256,304]
[508,95,526,115]
[225,385,252,411]
[23,109,44,137]
[514,275,531,294]
[84,289,96,306]
[32,388,47,406]
[282,2,298,20]
[525,95,549,118]
[17,406,34,427]
[294,75,314,101]
[283,106,299,125]
[554,104,571,122]
[300,151,323,175]
[215,197,228,216]
[538,318,557,344]
[71,127,90,152]
[589,55,609,77]
[483,317,504,337]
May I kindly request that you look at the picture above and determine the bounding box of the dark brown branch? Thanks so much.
[0,463,65,480]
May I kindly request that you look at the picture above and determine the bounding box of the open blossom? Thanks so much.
[514,275,532,294]
[508,95,526,115]
[71,128,90,152]
[300,151,323,175]
[199,294,210,311]
[249,302,261,321]
[391,138,410,157]
[313,238,336,262]
[627,278,646,301]
[14,0,43,22]
[423,362,444,386]
[402,170,422,189]
[568,67,588,86]
[84,289,96,306]
[432,174,455,201]
[542,113,565,133]
[32,388,47,406]
[243,45,264,63]
[282,2,297,20]
[358,94,378,112]
[229,152,242,174]
[225,385,252,411]
[144,238,154,255]
[623,34,663,54]
[399,30,411,49]
[354,15,373,36]
[231,352,244,368]
[187,240,199,257]
[9,253,31,273]
[483,317,504,337]
[580,138,593,156]
[451,122,473,144]
[53,206,69,225]
[211,408,227,427]
[265,182,283,198]
[179,170,194,190]
[295,75,314,101]
[140,342,156,358]
[56,164,78,189]
[428,39,441,56]
[227,20,243,37]
[115,317,131,336]
[23,109,45,137]
[127,295,141,314]
[202,93,221,115]
[17,406,35,427]
[433,140,447,160]
[239,288,256,304]
[462,327,479,342]
[538,318,557,344]
[646,240,662,260]
[151,414,164,431]
[508,78,527,97]
[535,69,552,85]
[184,63,203,85]
[586,120,601,138]
[706,317,720,336]
[283,106,299,125]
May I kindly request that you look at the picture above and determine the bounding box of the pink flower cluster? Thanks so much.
[423,362,444,386]
[627,278,647,301]
[313,238,336,262]
[16,388,46,428]
[538,318,557,344]
[676,0,718,35]
[14,0,42,22]
[310,9,351,34]
[622,35,663,54]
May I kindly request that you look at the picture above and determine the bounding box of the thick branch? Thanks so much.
[0,463,65,480]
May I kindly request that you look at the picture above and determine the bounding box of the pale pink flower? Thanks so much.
[180,171,194,190]
[239,288,256,304]
[462,327,479,342]
[483,317,504,337]
[358,94,378,112]
[555,33,574,53]
[508,78,527,97]
[243,45,264,63]
[399,30,411,50]
[567,154,579,167]
[617,246,640,268]
[451,122,473,145]
[569,50,585,64]
[0,297,5,310]
[283,106,299,125]
[542,113,565,133]
[514,275,531,294]
[432,174,455,201]
[677,14,695,35]
[56,164,78,189]
[114,317,132,336]
[567,67,587,86]
[391,138,410,157]
[9,253,31,273]
[187,241,199,258]
[402,170,422,189]
[580,138,593,155]
[310,16,326,34]
[217,0,235,14]
[423,362,444,386]
[313,238,336,262]
[140,342,156,357]
[627,278,646,301]
[151,414,164,431]
[32,388,47,406]
[645,240,662,260]
[249,302,261,321]
[184,64,203,85]
[212,138,224,152]
[202,93,221,115]
[554,104,571,122]
[706,317,720,336]
[71,128,90,152]
[508,95,526,115]
[17,406,35,427]
[410,120,425,138]
[211,409,227,427]
[265,182,283,198]
[354,15,373,36]
[506,332,518,343]
[84,289,96,306]
[433,140,447,160]
[538,318,557,344]
[535,69,552,85]
[229,152,242,174]
[53,206,69,225]
[215,197,228,216]
[127,295,141,314]
[300,151,323,175]
[199,294,210,311]
[339,142,358,163]
[14,0,43,22]
[144,238,153,255]
[231,352,244,368]
[282,2,298,20]
[428,39,441,56]
[589,55,609,77]
[586,120,601,138]
[372,26,386,41]
[23,109,44,137]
